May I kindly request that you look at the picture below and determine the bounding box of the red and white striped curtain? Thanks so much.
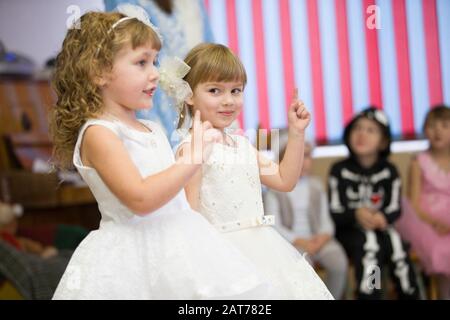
[204,0,450,143]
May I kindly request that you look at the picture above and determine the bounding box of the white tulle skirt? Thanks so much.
[222,226,334,300]
[52,209,271,300]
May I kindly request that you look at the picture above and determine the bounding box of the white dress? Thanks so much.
[52,119,270,300]
[179,133,334,299]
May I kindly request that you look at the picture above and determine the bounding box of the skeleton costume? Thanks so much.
[328,107,419,299]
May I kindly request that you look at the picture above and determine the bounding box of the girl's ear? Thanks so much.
[91,63,109,87]
[94,75,108,87]
[185,103,195,119]
[185,95,194,106]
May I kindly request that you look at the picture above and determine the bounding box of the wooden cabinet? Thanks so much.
[0,78,100,230]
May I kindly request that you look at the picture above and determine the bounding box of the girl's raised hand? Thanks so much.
[287,88,311,134]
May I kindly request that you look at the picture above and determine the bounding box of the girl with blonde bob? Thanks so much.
[175,43,333,299]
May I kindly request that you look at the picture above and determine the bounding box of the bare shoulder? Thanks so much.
[175,141,190,159]
[83,124,121,148]
[174,131,192,159]
[81,124,123,166]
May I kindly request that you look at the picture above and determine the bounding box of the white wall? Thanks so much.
[0,0,104,68]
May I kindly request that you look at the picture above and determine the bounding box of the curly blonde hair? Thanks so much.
[50,11,161,169]
[178,43,247,129]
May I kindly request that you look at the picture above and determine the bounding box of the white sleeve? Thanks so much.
[318,188,335,236]
[314,178,335,236]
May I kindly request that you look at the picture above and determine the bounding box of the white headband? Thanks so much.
[111,4,163,42]
[96,4,163,56]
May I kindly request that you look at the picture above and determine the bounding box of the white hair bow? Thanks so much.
[159,57,193,108]
[113,4,163,42]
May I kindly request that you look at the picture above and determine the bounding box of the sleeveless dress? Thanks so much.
[52,119,270,299]
[178,133,334,299]
[396,152,450,276]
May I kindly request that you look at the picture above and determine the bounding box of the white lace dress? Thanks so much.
[52,119,270,300]
[179,134,334,299]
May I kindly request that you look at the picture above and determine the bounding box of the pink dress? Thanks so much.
[396,152,450,276]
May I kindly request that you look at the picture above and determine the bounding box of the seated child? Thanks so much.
[396,105,450,299]
[328,107,419,299]
[264,138,348,299]
[0,201,57,259]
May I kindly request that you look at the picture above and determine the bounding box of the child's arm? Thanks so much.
[315,178,335,237]
[258,132,305,192]
[83,112,217,216]
[328,164,370,229]
[259,89,310,192]
[408,158,450,235]
[175,145,202,211]
[83,126,198,215]
[328,164,379,230]
[409,158,429,223]
[17,237,44,254]
[175,114,220,211]
[408,158,437,225]
[375,165,402,225]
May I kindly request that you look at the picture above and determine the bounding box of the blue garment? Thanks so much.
[104,0,214,144]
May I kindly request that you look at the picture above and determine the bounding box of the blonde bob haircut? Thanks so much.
[178,43,247,129]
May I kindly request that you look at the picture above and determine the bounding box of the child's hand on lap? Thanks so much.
[373,212,388,230]
[356,207,378,230]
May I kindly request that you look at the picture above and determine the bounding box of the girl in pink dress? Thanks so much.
[396,105,450,299]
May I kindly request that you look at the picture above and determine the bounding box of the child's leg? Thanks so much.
[384,228,419,299]
[339,230,383,299]
[438,275,450,300]
[314,239,348,299]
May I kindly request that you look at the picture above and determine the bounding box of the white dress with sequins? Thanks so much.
[52,119,272,300]
[178,133,334,299]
